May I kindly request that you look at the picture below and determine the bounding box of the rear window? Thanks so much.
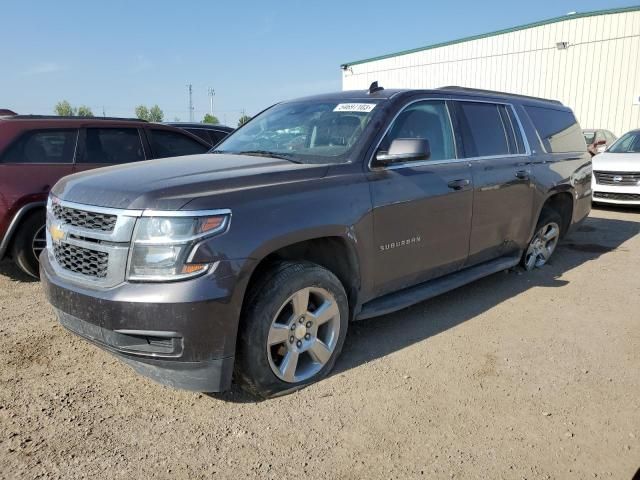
[525,106,585,153]
[457,102,512,157]
[148,129,209,159]
[0,129,78,164]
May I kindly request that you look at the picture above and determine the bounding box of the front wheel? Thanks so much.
[10,211,46,278]
[522,208,562,270]
[235,261,349,398]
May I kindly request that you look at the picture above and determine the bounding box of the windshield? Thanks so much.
[583,132,595,144]
[214,100,381,164]
[607,131,640,153]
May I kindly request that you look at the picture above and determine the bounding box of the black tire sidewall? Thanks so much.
[11,211,46,278]
[236,261,349,398]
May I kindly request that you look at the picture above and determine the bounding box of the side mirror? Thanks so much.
[375,138,431,166]
[595,139,607,146]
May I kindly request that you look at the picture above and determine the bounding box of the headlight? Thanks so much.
[127,213,230,281]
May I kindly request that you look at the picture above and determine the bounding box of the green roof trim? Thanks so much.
[341,5,640,67]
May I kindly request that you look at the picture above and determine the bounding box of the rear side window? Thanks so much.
[209,130,229,146]
[1,129,77,164]
[525,106,585,153]
[148,129,209,159]
[185,128,214,145]
[81,128,145,164]
[457,102,511,157]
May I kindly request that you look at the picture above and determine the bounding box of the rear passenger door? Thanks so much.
[453,100,534,266]
[145,128,210,159]
[369,99,473,296]
[74,127,146,173]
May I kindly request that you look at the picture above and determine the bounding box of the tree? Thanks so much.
[148,105,164,122]
[76,105,93,117]
[237,114,251,127]
[135,104,164,122]
[202,113,219,124]
[135,105,150,121]
[54,100,74,116]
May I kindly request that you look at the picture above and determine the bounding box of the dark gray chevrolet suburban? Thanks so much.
[41,85,592,398]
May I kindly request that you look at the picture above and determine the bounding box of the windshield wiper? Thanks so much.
[235,150,303,163]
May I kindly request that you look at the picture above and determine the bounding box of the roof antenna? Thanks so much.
[368,81,384,94]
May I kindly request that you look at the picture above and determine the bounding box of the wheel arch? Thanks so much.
[540,189,574,237]
[240,232,362,319]
[0,201,46,260]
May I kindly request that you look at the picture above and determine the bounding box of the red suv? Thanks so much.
[0,115,211,277]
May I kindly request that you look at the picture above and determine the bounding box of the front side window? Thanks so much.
[214,100,381,164]
[377,100,455,161]
[1,129,77,164]
[607,131,640,154]
[458,102,511,157]
[148,129,209,159]
[525,106,585,153]
[81,128,145,164]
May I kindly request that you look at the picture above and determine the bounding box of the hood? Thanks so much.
[592,152,640,172]
[52,153,330,210]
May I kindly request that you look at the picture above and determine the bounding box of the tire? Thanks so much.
[521,207,562,271]
[10,210,46,278]
[235,261,349,399]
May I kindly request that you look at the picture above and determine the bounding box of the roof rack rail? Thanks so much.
[7,115,148,122]
[438,86,563,105]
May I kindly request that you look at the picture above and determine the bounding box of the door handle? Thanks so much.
[515,170,530,180]
[447,179,471,190]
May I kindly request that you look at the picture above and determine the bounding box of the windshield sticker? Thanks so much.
[333,103,376,113]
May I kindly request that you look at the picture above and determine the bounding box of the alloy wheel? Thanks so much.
[32,225,46,261]
[267,287,341,383]
[524,221,560,270]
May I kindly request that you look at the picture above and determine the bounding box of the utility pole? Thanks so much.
[186,83,194,122]
[208,87,215,117]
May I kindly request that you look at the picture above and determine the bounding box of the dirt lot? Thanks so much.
[0,207,638,480]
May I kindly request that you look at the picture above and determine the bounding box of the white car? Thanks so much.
[592,129,640,206]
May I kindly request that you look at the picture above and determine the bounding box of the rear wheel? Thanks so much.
[235,261,348,398]
[11,211,46,278]
[522,208,562,270]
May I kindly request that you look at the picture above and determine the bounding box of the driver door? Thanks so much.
[368,99,473,297]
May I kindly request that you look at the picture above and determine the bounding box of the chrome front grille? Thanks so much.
[52,203,117,232]
[46,196,142,288]
[52,243,109,278]
[594,171,640,186]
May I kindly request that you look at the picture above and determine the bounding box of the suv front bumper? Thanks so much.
[41,253,248,392]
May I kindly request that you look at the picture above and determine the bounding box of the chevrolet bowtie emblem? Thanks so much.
[49,223,65,242]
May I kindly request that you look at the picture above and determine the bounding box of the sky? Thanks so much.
[1,0,637,126]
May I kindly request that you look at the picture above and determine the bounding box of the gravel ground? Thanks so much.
[0,207,638,480]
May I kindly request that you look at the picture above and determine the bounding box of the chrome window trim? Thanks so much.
[368,97,532,171]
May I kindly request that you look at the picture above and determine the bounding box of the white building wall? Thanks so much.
[342,10,640,136]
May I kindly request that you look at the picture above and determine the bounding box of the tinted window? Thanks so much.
[82,128,145,164]
[1,129,77,164]
[185,128,214,145]
[148,129,209,158]
[525,106,585,153]
[458,102,511,157]
[378,100,455,161]
[209,130,228,146]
